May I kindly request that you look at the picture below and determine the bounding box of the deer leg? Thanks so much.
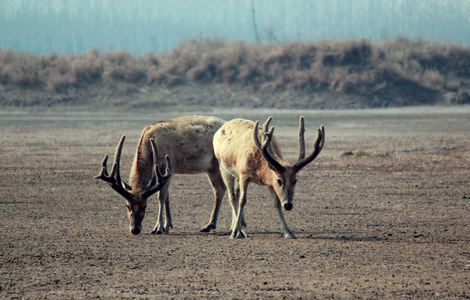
[230,188,247,228]
[216,168,238,234]
[150,193,165,234]
[163,187,173,233]
[231,197,239,230]
[231,176,249,239]
[200,168,226,233]
[233,183,246,228]
[269,187,296,239]
[151,181,170,235]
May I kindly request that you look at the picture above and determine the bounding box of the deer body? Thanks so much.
[213,117,325,239]
[96,115,227,235]
[213,119,283,184]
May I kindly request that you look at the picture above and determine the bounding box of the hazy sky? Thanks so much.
[1,0,469,54]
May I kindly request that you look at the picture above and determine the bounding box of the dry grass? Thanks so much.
[1,38,469,107]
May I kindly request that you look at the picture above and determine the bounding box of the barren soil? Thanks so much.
[1,106,469,299]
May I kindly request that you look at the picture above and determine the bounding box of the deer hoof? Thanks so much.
[238,230,247,239]
[163,223,173,233]
[200,223,216,233]
[151,226,164,235]
[230,230,247,239]
[283,232,297,239]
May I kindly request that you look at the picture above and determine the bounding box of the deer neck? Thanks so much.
[256,155,284,186]
[255,162,272,186]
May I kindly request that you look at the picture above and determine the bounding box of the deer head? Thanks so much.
[253,116,325,211]
[95,136,171,235]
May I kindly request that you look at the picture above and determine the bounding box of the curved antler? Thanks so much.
[142,139,172,199]
[94,135,134,200]
[253,116,285,173]
[293,124,325,172]
[95,136,172,201]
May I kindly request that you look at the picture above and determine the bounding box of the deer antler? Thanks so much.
[95,136,171,201]
[293,121,325,172]
[253,116,285,173]
[94,135,134,200]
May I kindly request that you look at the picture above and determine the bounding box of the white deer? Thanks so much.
[213,116,325,239]
[95,115,229,235]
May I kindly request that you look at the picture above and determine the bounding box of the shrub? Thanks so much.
[0,37,468,107]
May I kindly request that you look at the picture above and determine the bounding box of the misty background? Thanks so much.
[1,0,470,54]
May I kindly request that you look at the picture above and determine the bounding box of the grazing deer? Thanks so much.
[95,115,228,235]
[213,116,325,239]
[95,136,171,235]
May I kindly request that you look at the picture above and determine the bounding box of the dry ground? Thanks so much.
[1,106,469,299]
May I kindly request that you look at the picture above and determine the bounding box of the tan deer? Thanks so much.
[95,115,228,235]
[213,116,325,239]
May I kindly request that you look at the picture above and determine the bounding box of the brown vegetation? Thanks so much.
[1,38,469,108]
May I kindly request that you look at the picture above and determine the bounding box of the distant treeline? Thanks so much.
[1,38,469,108]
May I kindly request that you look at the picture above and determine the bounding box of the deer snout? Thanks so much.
[283,202,293,211]
[130,227,141,235]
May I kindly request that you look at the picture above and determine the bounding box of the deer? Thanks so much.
[95,136,171,235]
[213,116,325,239]
[95,115,233,235]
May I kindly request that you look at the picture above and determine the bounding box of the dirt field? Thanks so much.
[1,106,469,299]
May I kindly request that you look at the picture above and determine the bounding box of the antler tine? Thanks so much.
[143,154,172,199]
[160,155,172,179]
[253,120,273,149]
[253,121,262,149]
[149,138,158,167]
[298,116,306,160]
[94,154,110,180]
[149,138,171,180]
[320,125,325,149]
[253,117,274,148]
[262,116,272,133]
[143,138,160,194]
[262,126,275,148]
[293,124,326,172]
[252,118,285,173]
[109,135,126,179]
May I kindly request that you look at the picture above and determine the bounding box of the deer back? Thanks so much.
[129,115,225,190]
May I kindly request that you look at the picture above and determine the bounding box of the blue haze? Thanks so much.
[1,0,469,54]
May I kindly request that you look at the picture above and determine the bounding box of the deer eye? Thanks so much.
[126,204,131,211]
[293,179,298,185]
[277,179,283,187]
